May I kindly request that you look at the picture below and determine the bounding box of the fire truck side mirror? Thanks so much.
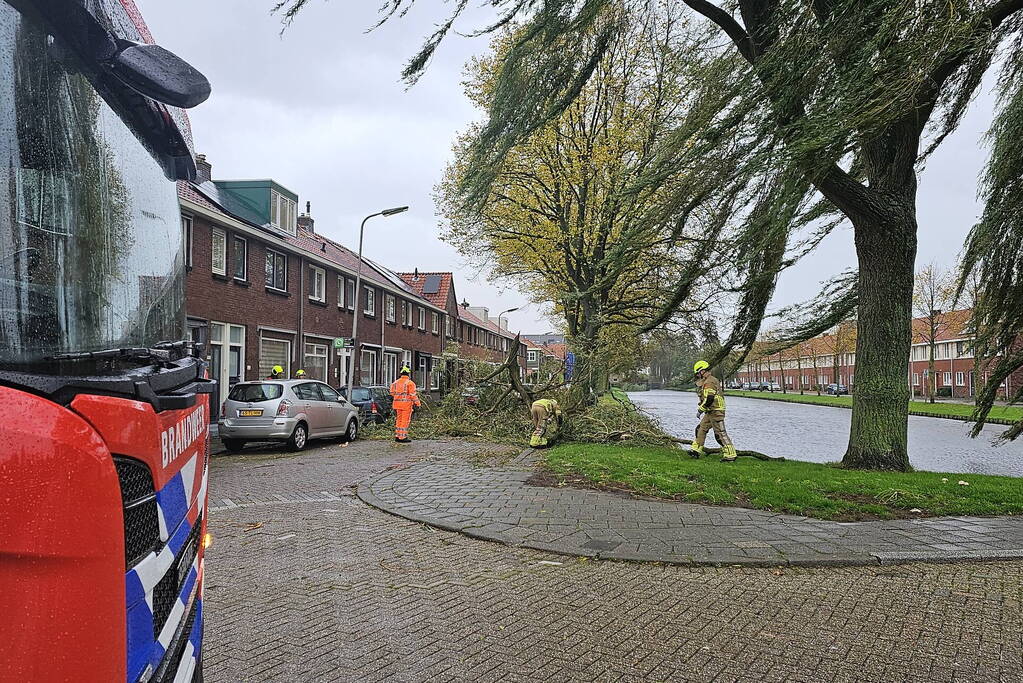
[110,42,211,109]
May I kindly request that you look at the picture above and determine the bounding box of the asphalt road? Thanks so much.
[628,390,1023,476]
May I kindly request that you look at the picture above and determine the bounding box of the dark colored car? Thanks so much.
[341,385,393,424]
[826,383,849,395]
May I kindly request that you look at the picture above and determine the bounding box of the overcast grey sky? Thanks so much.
[138,0,993,335]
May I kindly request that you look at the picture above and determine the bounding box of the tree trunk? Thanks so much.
[842,214,916,471]
[928,343,936,404]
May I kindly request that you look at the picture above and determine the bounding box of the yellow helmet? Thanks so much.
[693,360,710,374]
[295,369,307,377]
[400,364,411,376]
[272,365,284,375]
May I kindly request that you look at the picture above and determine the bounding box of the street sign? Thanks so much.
[333,337,346,349]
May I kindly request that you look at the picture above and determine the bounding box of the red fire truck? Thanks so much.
[0,1,213,680]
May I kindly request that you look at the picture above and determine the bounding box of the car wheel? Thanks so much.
[288,422,308,451]
[222,438,246,453]
[343,418,359,442]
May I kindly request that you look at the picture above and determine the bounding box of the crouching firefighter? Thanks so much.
[690,361,738,462]
[529,398,563,448]
[390,364,421,443]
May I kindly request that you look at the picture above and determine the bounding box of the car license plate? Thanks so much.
[239,409,262,417]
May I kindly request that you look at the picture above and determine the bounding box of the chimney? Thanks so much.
[412,268,419,281]
[297,201,314,232]
[500,318,509,331]
[194,153,212,185]
[467,306,489,323]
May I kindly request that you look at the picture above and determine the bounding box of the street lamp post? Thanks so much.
[347,206,408,401]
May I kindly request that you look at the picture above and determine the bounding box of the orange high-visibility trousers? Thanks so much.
[394,407,412,440]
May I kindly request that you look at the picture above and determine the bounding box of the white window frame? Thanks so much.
[418,307,426,330]
[233,235,247,281]
[211,227,226,276]
[364,288,376,315]
[913,373,919,385]
[528,350,538,362]
[403,301,413,326]
[431,361,441,390]
[337,275,345,308]
[182,215,193,268]
[955,371,965,387]
[346,279,355,311]
[309,265,325,302]
[259,337,291,380]
[446,315,454,338]
[270,189,297,236]
[386,295,396,323]
[943,371,952,386]
[210,322,246,390]
[303,342,329,383]
[265,248,287,292]
[360,349,377,385]
[382,352,399,385]
[402,350,413,371]
[431,312,439,334]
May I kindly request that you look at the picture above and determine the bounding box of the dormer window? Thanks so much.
[270,189,297,236]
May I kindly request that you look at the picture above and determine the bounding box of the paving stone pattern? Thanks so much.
[360,461,1023,567]
[204,440,1023,682]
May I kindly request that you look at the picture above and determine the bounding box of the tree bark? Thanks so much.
[841,213,916,471]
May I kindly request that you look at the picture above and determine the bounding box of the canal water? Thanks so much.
[628,390,1023,477]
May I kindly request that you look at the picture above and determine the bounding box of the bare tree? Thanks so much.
[913,264,956,404]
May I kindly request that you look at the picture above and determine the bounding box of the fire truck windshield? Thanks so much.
[0,4,185,373]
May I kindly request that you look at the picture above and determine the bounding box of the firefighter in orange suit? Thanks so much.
[390,364,421,443]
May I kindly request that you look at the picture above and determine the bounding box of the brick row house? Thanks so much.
[733,309,1023,400]
[179,156,522,414]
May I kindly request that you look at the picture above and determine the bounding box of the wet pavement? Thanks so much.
[204,439,1023,682]
[629,390,1023,476]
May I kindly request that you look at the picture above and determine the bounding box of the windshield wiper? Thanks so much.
[49,340,190,366]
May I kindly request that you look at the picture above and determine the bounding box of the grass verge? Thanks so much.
[542,443,1023,520]
[723,389,1022,422]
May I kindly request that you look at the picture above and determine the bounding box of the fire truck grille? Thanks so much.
[114,457,159,568]
[152,517,201,640]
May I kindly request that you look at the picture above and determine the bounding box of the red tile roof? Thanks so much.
[397,272,453,308]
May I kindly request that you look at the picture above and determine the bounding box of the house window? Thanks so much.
[270,189,297,236]
[259,338,290,379]
[418,356,428,387]
[364,288,375,315]
[431,312,439,334]
[304,342,328,382]
[309,265,325,302]
[801,375,807,386]
[402,350,412,370]
[942,372,952,386]
[182,215,193,268]
[431,362,441,390]
[913,373,919,385]
[360,349,377,385]
[418,307,426,330]
[337,276,345,307]
[528,350,538,362]
[346,279,355,310]
[209,323,246,392]
[386,295,396,323]
[446,316,454,338]
[265,249,287,291]
[403,301,413,326]
[233,236,247,280]
[955,371,965,386]
[382,352,398,385]
[211,227,226,275]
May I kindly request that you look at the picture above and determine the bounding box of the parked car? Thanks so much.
[825,383,849,395]
[219,379,360,452]
[768,382,783,392]
[461,385,481,405]
[340,385,394,424]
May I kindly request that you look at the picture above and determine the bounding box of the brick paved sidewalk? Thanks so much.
[358,452,1023,567]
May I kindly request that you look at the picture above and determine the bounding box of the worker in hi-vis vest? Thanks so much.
[389,364,421,443]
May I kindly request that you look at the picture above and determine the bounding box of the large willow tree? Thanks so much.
[435,13,742,402]
[276,0,1023,468]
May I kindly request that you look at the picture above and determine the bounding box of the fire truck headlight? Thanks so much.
[202,533,213,550]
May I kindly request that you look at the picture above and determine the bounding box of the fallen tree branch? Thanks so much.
[672,437,785,461]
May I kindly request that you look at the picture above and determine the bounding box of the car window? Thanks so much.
[292,383,323,401]
[373,388,390,400]
[351,388,372,402]
[318,384,341,402]
[228,383,283,402]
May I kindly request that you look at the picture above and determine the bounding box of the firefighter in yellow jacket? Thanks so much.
[529,398,563,448]
[389,365,421,443]
[690,360,737,462]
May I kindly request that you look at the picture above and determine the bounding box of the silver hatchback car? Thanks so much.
[219,379,360,452]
